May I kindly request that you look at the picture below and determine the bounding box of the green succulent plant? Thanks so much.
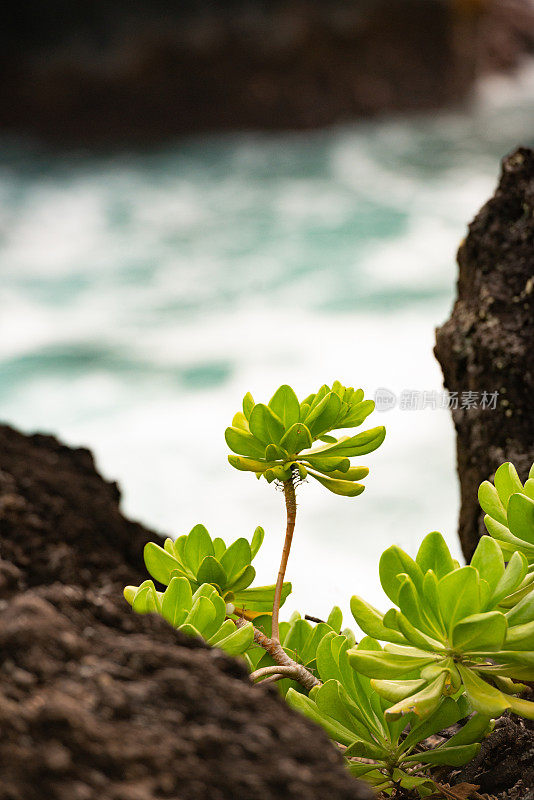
[225,382,385,497]
[479,461,534,602]
[141,524,291,620]
[287,633,491,796]
[248,608,356,696]
[123,578,254,656]
[350,531,534,720]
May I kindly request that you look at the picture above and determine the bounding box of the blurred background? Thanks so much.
[1,0,534,621]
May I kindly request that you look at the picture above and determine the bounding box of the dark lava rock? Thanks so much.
[0,423,371,800]
[435,147,534,561]
[451,715,534,798]
[0,424,153,590]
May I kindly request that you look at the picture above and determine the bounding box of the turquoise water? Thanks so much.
[1,68,533,621]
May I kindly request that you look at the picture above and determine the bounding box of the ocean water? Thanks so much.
[1,67,533,625]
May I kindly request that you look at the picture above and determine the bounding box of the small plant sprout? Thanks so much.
[226,382,385,641]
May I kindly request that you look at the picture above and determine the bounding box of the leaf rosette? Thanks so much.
[349,531,534,720]
[225,382,385,497]
[140,524,291,620]
[287,633,491,796]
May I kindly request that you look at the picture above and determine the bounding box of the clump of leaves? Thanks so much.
[124,579,254,656]
[141,523,290,620]
[225,382,385,497]
[350,531,534,720]
[287,633,492,797]
[479,461,534,604]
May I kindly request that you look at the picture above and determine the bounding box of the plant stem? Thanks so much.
[271,473,297,643]
[249,665,302,682]
[236,618,320,691]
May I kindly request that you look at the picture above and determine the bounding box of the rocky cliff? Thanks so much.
[435,147,534,560]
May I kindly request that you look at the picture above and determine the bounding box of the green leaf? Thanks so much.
[307,471,365,497]
[284,618,312,659]
[327,606,343,632]
[286,690,355,746]
[249,403,285,445]
[471,536,505,594]
[268,385,300,429]
[490,551,528,605]
[401,696,468,750]
[494,462,523,508]
[348,648,438,680]
[508,493,534,544]
[214,621,254,656]
[422,570,445,632]
[250,526,264,559]
[385,673,447,720]
[264,465,291,483]
[443,714,493,747]
[185,595,216,634]
[457,664,511,716]
[232,411,249,431]
[394,608,444,650]
[265,443,289,461]
[315,680,371,742]
[379,545,424,605]
[350,596,407,645]
[505,589,534,626]
[303,455,350,473]
[233,582,291,612]
[184,524,214,574]
[397,576,438,638]
[371,678,426,703]
[451,611,507,652]
[416,531,456,579]
[341,400,375,428]
[322,466,369,481]
[197,555,228,588]
[485,515,534,555]
[478,480,508,526]
[144,542,183,585]
[504,619,534,649]
[437,566,480,632]
[406,743,481,767]
[305,391,342,437]
[310,426,386,458]
[508,695,534,720]
[220,538,252,584]
[344,739,388,760]
[212,537,226,559]
[161,576,193,627]
[228,455,275,473]
[228,564,256,592]
[242,392,255,419]
[279,423,313,454]
[131,581,158,614]
[225,427,266,459]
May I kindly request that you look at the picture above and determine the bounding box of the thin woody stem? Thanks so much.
[249,665,301,681]
[271,473,297,643]
[236,618,320,692]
